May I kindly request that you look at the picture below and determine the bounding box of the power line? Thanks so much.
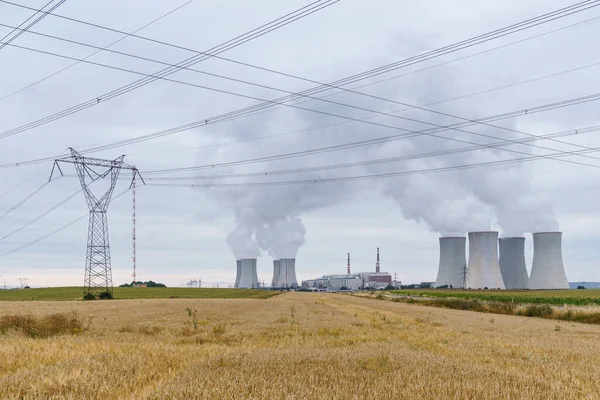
[0,0,65,51]
[0,188,131,258]
[140,124,600,182]
[0,3,596,169]
[145,144,600,188]
[6,36,600,170]
[140,92,600,175]
[0,180,51,222]
[0,0,195,103]
[0,0,338,140]
[3,18,600,164]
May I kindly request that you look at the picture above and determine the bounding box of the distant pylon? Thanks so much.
[51,148,144,298]
[347,253,351,274]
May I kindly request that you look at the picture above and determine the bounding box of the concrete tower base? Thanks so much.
[273,258,298,288]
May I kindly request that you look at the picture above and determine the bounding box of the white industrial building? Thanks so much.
[302,272,392,291]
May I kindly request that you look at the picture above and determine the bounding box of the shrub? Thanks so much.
[0,313,85,338]
[520,304,553,318]
[99,291,113,300]
[83,292,96,300]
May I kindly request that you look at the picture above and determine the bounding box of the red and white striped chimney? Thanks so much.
[347,253,351,274]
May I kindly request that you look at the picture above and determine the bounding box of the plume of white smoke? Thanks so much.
[256,217,307,259]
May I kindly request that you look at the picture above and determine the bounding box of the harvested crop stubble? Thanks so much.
[1,293,600,399]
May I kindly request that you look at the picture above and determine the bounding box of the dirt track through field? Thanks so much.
[1,292,599,399]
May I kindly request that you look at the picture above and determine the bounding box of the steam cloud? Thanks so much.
[197,45,561,255]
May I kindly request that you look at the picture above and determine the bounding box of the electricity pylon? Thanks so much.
[51,148,144,298]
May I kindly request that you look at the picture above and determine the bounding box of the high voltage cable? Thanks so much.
[0,187,82,242]
[125,58,600,158]
[140,125,600,182]
[3,18,600,163]
[0,0,195,104]
[5,36,600,169]
[0,188,131,258]
[145,145,600,188]
[0,0,338,140]
[0,0,65,51]
[0,2,595,169]
[141,92,600,175]
[2,0,596,159]
[0,181,51,222]
[76,2,600,155]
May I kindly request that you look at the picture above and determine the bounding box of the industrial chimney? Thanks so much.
[376,248,380,273]
[271,260,281,288]
[498,237,528,289]
[235,258,259,288]
[467,231,505,289]
[275,258,298,288]
[435,237,466,288]
[347,253,351,274]
[528,232,569,289]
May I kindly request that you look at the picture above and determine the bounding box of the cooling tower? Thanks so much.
[435,237,466,288]
[528,232,569,289]
[467,231,505,289]
[271,260,281,288]
[234,260,241,288]
[235,258,259,288]
[273,258,298,288]
[498,237,528,289]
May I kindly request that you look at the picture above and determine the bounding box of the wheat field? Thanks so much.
[1,292,600,399]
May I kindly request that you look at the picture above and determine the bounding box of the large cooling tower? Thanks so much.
[528,232,569,289]
[235,258,259,288]
[234,260,241,288]
[435,237,466,288]
[499,237,529,289]
[273,258,298,288]
[467,231,505,289]
[271,260,281,288]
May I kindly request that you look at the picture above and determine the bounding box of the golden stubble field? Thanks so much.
[1,292,600,400]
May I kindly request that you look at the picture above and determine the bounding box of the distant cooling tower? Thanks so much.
[528,232,569,289]
[467,231,505,289]
[435,237,466,288]
[271,260,281,288]
[273,258,298,288]
[234,260,241,288]
[498,237,528,289]
[235,258,259,288]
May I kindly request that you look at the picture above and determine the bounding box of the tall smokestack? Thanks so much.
[235,258,259,289]
[347,253,351,274]
[275,258,298,288]
[376,247,380,273]
[499,237,528,289]
[467,231,505,289]
[528,232,569,289]
[435,237,466,288]
[271,260,281,288]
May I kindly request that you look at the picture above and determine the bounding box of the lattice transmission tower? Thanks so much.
[50,148,144,298]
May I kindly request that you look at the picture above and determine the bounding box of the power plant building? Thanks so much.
[498,237,529,289]
[435,237,466,288]
[467,231,505,289]
[528,232,569,289]
[301,272,392,291]
[235,258,259,289]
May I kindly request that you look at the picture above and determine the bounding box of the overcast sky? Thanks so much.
[0,0,599,288]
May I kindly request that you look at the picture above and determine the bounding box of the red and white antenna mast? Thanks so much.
[376,247,380,273]
[132,171,137,284]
